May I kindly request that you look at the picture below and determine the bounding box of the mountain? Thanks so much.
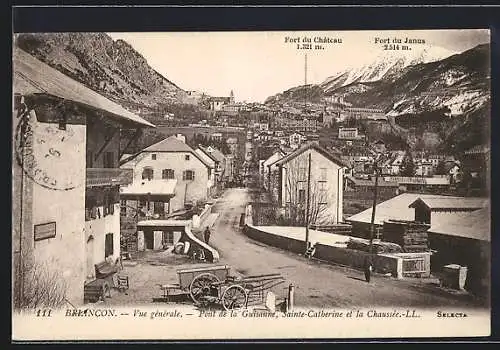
[320,44,455,93]
[346,44,490,117]
[265,44,490,153]
[14,33,193,110]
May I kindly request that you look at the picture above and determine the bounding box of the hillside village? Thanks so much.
[12,33,490,313]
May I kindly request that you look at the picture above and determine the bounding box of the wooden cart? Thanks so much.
[160,264,286,311]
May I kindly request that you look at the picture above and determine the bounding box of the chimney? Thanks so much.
[176,134,186,143]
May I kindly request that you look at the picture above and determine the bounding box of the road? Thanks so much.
[209,188,486,309]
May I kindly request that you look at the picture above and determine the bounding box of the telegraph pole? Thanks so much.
[304,53,307,111]
[305,152,312,250]
[369,160,380,254]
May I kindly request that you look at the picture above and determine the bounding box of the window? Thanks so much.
[298,189,306,204]
[320,168,327,181]
[151,154,157,160]
[162,169,175,179]
[105,233,114,258]
[318,182,328,204]
[120,200,127,216]
[163,231,174,246]
[142,167,154,180]
[183,170,195,181]
[185,154,190,161]
[299,167,306,181]
[58,114,67,130]
[103,152,114,168]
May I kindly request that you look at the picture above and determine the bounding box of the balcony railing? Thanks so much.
[86,168,133,187]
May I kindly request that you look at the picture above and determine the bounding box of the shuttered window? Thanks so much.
[105,233,113,258]
[162,169,175,179]
[183,170,195,180]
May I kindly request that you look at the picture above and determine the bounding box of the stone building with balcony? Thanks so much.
[120,135,213,215]
[12,47,154,307]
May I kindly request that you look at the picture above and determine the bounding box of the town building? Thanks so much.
[289,132,307,149]
[208,90,235,111]
[12,47,155,307]
[460,144,490,193]
[271,142,348,225]
[344,176,399,197]
[199,145,227,189]
[415,159,434,177]
[338,127,359,140]
[345,107,386,121]
[226,137,239,157]
[346,193,490,297]
[260,149,286,191]
[383,176,450,192]
[120,135,213,214]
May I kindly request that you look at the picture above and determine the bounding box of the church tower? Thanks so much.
[229,90,235,104]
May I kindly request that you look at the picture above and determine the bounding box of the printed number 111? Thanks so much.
[36,309,52,317]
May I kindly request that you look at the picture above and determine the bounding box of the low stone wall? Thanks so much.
[179,222,220,263]
[193,203,214,230]
[315,244,401,277]
[243,219,431,279]
[243,225,306,254]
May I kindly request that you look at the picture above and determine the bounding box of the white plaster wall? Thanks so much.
[84,203,120,266]
[31,119,86,306]
[154,231,163,250]
[127,152,210,209]
[280,149,344,225]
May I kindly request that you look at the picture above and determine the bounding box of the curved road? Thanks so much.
[209,188,485,309]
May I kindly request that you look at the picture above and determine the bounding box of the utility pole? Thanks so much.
[369,158,380,253]
[305,152,312,250]
[304,53,307,112]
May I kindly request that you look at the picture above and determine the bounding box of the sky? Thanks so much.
[108,29,489,103]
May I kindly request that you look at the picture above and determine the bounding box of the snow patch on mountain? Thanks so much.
[444,91,489,116]
[321,44,456,92]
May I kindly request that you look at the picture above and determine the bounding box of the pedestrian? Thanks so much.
[203,227,211,244]
[364,256,373,283]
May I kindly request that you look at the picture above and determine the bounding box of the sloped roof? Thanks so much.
[263,150,285,167]
[197,146,218,162]
[206,146,226,163]
[346,193,460,225]
[273,142,348,168]
[210,97,231,102]
[144,136,194,153]
[409,197,489,211]
[347,193,491,241]
[428,207,490,242]
[13,47,155,128]
[464,144,490,155]
[122,136,212,168]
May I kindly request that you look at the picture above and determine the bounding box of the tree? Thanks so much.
[282,156,328,226]
[400,153,416,177]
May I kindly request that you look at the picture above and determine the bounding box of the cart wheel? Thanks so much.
[221,285,248,311]
[189,273,220,304]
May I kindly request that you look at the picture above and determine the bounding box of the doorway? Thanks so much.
[144,230,154,250]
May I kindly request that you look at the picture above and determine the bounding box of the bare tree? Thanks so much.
[283,157,328,226]
[13,250,68,310]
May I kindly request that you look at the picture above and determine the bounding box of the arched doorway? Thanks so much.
[86,235,95,279]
